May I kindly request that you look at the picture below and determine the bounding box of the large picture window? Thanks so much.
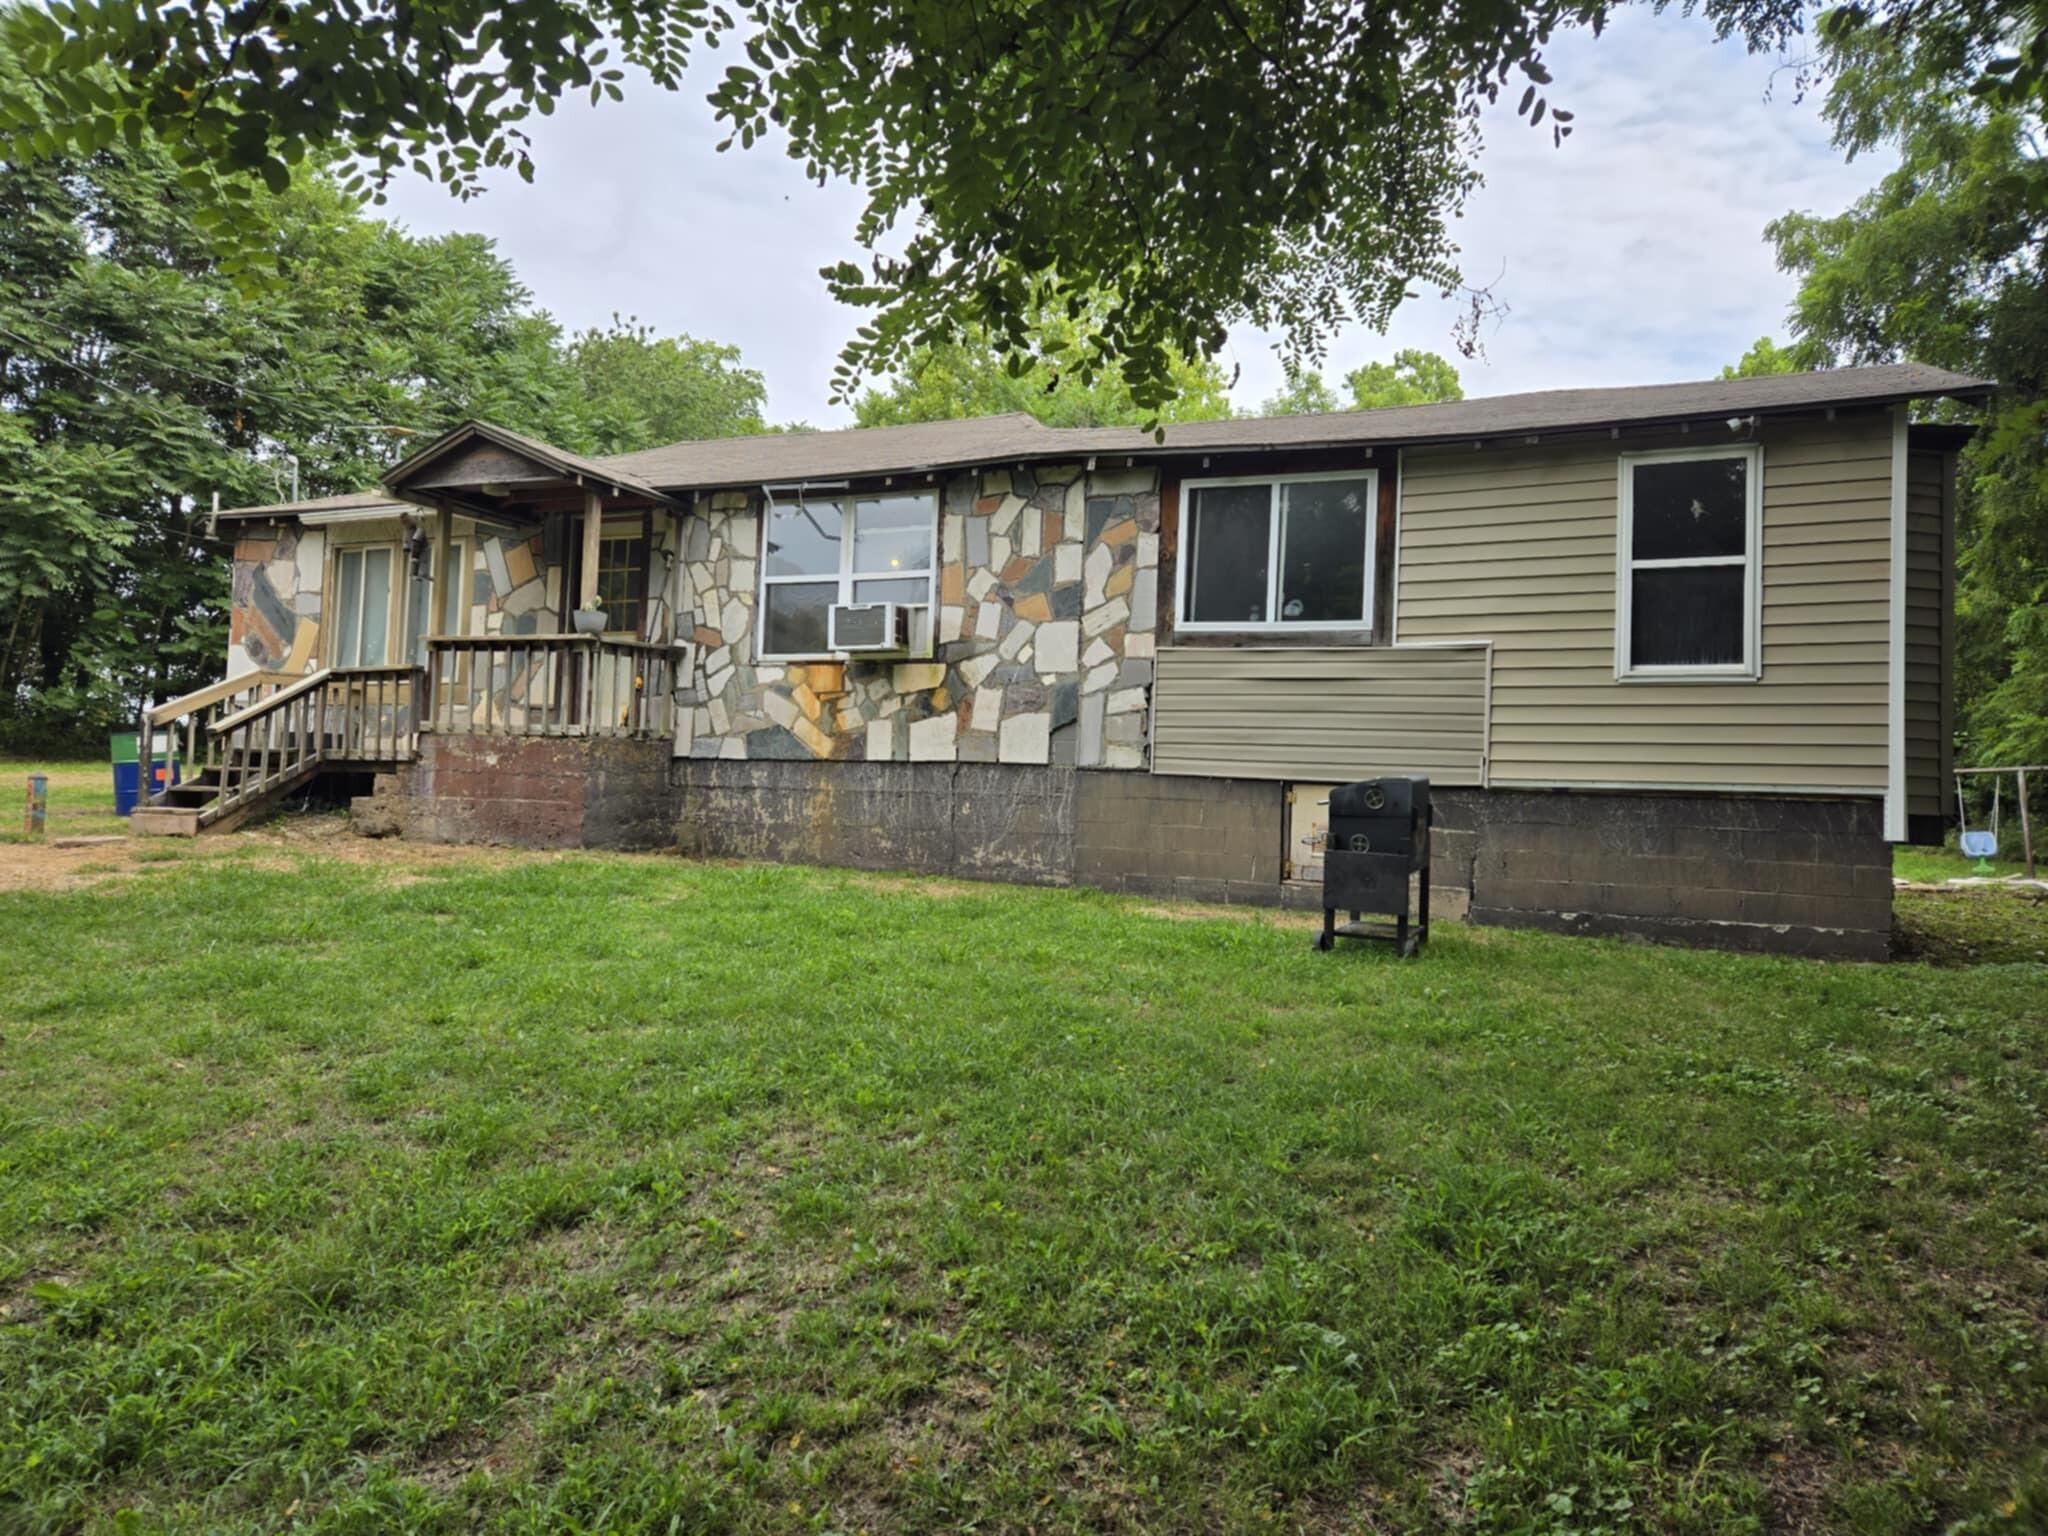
[1616,446,1762,679]
[332,545,393,667]
[1176,471,1377,632]
[758,490,936,658]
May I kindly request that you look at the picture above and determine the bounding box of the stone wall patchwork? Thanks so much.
[676,467,1161,768]
[229,524,325,675]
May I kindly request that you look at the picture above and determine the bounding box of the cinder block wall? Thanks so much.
[674,759,1076,885]
[1071,772,1284,903]
[407,735,670,850]
[1432,789,1891,960]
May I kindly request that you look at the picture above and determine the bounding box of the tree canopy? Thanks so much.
[0,0,1862,418]
[1260,350,1465,416]
[0,83,772,747]
[1764,5,2047,766]
[853,302,1233,429]
[1718,336,1801,379]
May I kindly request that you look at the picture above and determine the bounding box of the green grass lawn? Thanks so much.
[3,844,2045,1534]
[1,758,130,843]
[1893,842,2039,885]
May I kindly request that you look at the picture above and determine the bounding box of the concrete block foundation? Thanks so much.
[384,746,1893,958]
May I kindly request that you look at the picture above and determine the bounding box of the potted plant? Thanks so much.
[570,607,609,634]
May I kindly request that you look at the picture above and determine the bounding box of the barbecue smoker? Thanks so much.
[1314,776,1431,956]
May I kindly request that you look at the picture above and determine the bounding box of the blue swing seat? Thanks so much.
[1960,830,1999,859]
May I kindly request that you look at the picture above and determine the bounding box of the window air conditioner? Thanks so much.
[828,601,915,654]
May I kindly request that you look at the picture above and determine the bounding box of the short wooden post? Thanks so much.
[24,772,46,836]
[2019,767,2036,879]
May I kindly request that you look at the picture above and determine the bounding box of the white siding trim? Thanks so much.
[1885,406,1909,842]
[1390,448,1405,645]
[1491,777,1883,799]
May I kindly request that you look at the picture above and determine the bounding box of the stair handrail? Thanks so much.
[198,665,334,821]
[209,666,333,735]
[147,669,298,728]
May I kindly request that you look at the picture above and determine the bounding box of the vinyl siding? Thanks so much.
[1152,645,1488,784]
[1396,414,1894,793]
[1904,450,1950,818]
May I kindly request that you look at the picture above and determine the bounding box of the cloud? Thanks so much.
[379,10,1886,427]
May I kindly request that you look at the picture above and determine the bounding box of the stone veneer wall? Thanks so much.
[471,526,560,637]
[676,465,1161,768]
[228,524,325,676]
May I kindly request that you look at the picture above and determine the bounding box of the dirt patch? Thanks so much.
[845,873,982,900]
[0,812,531,894]
[1134,901,1318,929]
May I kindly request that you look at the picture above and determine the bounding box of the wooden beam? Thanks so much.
[432,504,454,651]
[580,488,603,611]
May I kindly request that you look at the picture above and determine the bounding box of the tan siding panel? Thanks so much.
[1903,450,1948,816]
[1152,646,1488,784]
[1396,415,1892,791]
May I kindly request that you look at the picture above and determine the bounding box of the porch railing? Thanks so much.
[139,663,420,828]
[146,669,300,779]
[423,635,686,741]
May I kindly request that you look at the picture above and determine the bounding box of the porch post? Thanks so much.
[580,488,603,612]
[431,506,453,638]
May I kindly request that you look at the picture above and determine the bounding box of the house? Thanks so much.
[145,363,1988,959]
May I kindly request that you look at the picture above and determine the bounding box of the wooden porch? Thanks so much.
[133,636,685,835]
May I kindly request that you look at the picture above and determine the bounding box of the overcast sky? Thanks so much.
[380,9,1883,428]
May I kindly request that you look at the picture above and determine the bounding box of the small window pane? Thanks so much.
[1631,565,1745,667]
[1187,484,1271,624]
[596,534,645,634]
[851,495,932,575]
[441,545,466,637]
[356,549,391,666]
[1278,479,1370,622]
[1631,457,1747,561]
[853,578,927,605]
[765,498,842,577]
[335,550,364,666]
[763,582,834,655]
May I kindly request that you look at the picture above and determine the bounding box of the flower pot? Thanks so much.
[570,608,609,635]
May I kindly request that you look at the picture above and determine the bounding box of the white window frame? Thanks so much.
[756,488,938,661]
[1174,469,1379,634]
[1614,444,1764,682]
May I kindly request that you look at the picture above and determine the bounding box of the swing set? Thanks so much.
[1954,765,2039,877]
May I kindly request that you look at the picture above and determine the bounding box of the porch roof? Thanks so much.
[383,420,671,507]
[214,490,409,523]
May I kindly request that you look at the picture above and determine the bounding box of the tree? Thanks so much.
[0,66,770,747]
[1764,10,2048,766]
[1260,350,1463,415]
[854,302,1234,429]
[1344,349,1466,409]
[0,0,1840,419]
[562,320,769,453]
[1259,372,1344,417]
[1719,336,1801,378]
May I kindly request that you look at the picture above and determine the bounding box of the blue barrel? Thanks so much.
[111,732,141,816]
[110,731,177,815]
